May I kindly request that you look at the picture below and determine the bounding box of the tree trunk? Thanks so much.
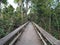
[0,1,3,19]
[49,15,51,33]
[0,1,1,17]
[55,15,59,32]
[26,1,28,21]
[18,0,23,24]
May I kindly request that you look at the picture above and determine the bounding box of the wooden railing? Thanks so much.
[0,22,29,45]
[33,22,60,45]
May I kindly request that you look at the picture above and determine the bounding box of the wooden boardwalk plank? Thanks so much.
[15,22,43,45]
[33,22,60,45]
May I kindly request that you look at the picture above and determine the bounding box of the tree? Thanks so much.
[0,0,7,19]
[14,0,25,24]
[29,0,60,39]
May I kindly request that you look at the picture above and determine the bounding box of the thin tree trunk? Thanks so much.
[41,19,47,30]
[0,1,1,17]
[18,0,23,24]
[21,3,23,24]
[26,1,28,21]
[0,1,3,19]
[55,15,59,32]
[26,1,28,15]
[49,15,51,33]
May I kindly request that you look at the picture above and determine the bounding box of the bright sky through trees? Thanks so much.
[7,0,31,14]
[7,0,18,9]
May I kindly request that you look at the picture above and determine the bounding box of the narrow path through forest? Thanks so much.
[15,22,43,45]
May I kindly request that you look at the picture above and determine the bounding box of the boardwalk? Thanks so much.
[0,22,60,45]
[15,22,43,45]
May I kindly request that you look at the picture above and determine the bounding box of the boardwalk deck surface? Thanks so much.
[15,22,43,45]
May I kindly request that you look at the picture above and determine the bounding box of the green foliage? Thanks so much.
[0,3,28,38]
[29,0,60,40]
[2,0,7,4]
[0,0,60,40]
[0,28,5,38]
[14,0,20,3]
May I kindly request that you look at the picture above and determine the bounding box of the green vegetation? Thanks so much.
[29,0,60,39]
[0,0,28,38]
[0,0,60,40]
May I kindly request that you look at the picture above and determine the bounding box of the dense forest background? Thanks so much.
[0,0,60,40]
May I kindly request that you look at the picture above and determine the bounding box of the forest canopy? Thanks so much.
[0,0,60,40]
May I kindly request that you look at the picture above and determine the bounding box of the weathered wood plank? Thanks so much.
[15,22,43,45]
[9,32,22,45]
[36,29,47,45]
[33,22,60,45]
[0,22,28,45]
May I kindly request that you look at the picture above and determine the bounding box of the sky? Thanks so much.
[7,0,31,14]
[7,0,18,9]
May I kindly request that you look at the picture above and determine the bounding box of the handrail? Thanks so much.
[33,22,60,45]
[34,27,47,45]
[0,22,29,45]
